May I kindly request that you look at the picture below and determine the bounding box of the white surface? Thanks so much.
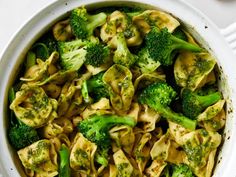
[0,0,236,175]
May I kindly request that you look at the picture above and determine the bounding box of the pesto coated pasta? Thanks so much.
[8,5,225,177]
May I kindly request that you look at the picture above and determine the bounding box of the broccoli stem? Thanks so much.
[85,115,136,138]
[59,144,71,177]
[171,36,202,53]
[160,106,197,130]
[87,13,107,35]
[95,154,108,166]
[95,147,109,166]
[113,33,136,67]
[81,80,92,103]
[197,92,222,108]
[117,33,127,52]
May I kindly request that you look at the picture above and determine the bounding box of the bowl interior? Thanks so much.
[0,0,235,176]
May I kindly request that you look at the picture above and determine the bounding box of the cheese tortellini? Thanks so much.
[17,139,58,177]
[10,84,58,128]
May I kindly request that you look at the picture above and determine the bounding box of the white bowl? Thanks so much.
[0,0,236,176]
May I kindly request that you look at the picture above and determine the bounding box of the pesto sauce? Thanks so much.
[117,163,130,177]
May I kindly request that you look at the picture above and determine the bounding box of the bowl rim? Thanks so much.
[0,0,236,176]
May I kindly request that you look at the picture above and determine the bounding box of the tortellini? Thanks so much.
[81,98,114,119]
[10,84,58,128]
[21,52,59,83]
[103,64,135,114]
[70,133,97,175]
[17,139,58,177]
[134,133,152,173]
[101,11,142,47]
[197,100,226,131]
[40,117,73,138]
[181,129,221,176]
[113,149,134,177]
[174,52,216,91]
[145,160,167,177]
[110,125,135,154]
[134,72,166,91]
[52,19,73,41]
[138,105,160,132]
[132,10,180,34]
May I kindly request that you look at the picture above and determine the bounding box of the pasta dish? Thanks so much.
[8,6,225,177]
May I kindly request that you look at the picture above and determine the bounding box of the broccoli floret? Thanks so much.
[58,38,87,54]
[8,87,40,150]
[182,88,222,119]
[78,114,136,166]
[78,114,136,148]
[58,38,108,70]
[82,72,110,103]
[138,82,196,130]
[113,32,137,67]
[145,27,202,66]
[70,7,107,39]
[136,47,160,73]
[172,164,195,177]
[58,39,90,71]
[8,124,40,150]
[86,72,109,101]
[84,43,110,67]
[59,144,71,177]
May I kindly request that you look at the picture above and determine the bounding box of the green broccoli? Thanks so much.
[136,47,160,73]
[58,37,109,70]
[70,7,107,39]
[58,38,91,71]
[95,147,109,166]
[182,88,222,119]
[81,80,93,104]
[78,114,136,166]
[138,82,196,130]
[145,27,202,66]
[59,144,71,177]
[8,88,40,150]
[172,164,195,177]
[9,123,40,150]
[84,42,110,67]
[113,32,137,67]
[86,72,109,101]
